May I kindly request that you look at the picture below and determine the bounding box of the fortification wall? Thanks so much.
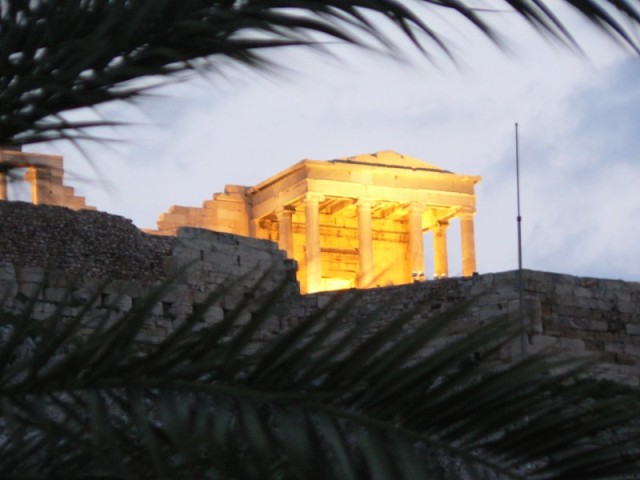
[0,201,174,280]
[0,203,298,343]
[291,271,640,385]
[1,203,639,386]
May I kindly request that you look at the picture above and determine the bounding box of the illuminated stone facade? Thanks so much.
[0,148,94,210]
[154,151,480,293]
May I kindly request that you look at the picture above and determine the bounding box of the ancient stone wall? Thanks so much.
[0,149,94,210]
[0,202,174,280]
[153,185,251,237]
[292,271,640,385]
[0,203,298,347]
[1,203,639,386]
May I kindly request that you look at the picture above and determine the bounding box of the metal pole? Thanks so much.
[515,123,527,359]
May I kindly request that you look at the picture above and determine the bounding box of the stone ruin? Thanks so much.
[2,148,640,386]
[0,147,94,210]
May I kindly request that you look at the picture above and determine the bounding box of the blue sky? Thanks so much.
[25,6,640,281]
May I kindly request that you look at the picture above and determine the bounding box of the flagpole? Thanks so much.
[515,123,527,359]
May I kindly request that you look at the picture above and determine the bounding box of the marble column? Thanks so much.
[408,202,425,281]
[304,193,324,293]
[276,206,294,258]
[0,172,7,200]
[433,221,449,277]
[356,198,375,288]
[460,210,477,276]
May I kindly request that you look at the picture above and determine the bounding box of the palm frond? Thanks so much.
[1,268,639,479]
[1,0,640,147]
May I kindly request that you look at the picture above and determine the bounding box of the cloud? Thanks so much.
[34,13,640,281]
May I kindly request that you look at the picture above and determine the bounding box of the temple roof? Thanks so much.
[333,150,451,173]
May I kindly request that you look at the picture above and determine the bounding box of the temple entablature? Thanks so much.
[152,150,481,294]
[0,148,94,211]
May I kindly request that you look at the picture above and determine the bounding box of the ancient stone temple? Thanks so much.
[0,148,94,210]
[153,151,480,293]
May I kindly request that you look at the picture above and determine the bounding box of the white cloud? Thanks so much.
[35,8,640,281]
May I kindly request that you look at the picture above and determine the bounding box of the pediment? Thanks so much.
[336,150,450,172]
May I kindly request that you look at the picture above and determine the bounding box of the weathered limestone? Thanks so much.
[0,149,95,210]
[408,202,425,280]
[0,147,479,293]
[304,193,325,294]
[357,198,375,288]
[433,221,449,278]
[2,202,640,387]
[0,171,7,200]
[276,206,294,258]
[154,185,250,236]
[460,210,477,277]
[152,150,481,293]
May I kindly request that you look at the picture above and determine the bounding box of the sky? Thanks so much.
[19,4,640,282]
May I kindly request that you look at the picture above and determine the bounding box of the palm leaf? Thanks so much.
[1,0,640,147]
[1,267,639,479]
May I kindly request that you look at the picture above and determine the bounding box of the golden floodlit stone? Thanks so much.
[153,151,481,293]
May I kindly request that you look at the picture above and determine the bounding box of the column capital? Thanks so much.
[356,197,375,208]
[304,192,325,204]
[275,205,295,218]
[458,207,476,218]
[408,201,425,213]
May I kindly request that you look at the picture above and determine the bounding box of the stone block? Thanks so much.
[591,369,639,387]
[531,334,558,348]
[61,305,82,317]
[316,295,332,309]
[172,302,193,318]
[160,284,190,303]
[18,267,45,285]
[554,284,573,297]
[558,337,586,351]
[613,289,632,303]
[617,300,637,314]
[604,342,624,355]
[623,344,640,359]
[223,290,248,310]
[204,306,224,324]
[44,287,69,303]
[113,280,147,298]
[71,287,99,307]
[46,270,73,288]
[0,279,18,300]
[32,301,57,320]
[589,320,608,332]
[626,324,640,336]
[102,294,133,312]
[507,337,529,361]
[469,282,490,296]
[574,286,593,298]
[18,282,43,300]
[0,262,16,282]
[162,256,180,275]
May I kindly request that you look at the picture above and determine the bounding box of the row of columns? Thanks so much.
[275,193,477,293]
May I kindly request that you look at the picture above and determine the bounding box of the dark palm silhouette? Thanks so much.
[1,1,639,146]
[2,1,640,478]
